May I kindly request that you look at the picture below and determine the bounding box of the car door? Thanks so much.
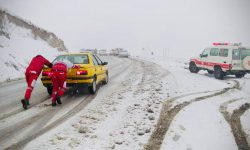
[91,54,102,83]
[208,48,220,70]
[93,55,105,81]
[199,48,210,69]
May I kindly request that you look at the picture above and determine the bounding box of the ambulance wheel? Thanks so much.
[47,86,53,95]
[189,62,199,73]
[235,73,245,78]
[89,79,97,94]
[214,66,224,80]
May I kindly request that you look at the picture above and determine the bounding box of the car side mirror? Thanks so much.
[102,62,108,65]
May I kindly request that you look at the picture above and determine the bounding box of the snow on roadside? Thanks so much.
[160,92,240,150]
[241,109,250,145]
[0,14,60,83]
[137,55,250,150]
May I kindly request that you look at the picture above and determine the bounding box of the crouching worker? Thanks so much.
[51,59,73,106]
[21,55,53,109]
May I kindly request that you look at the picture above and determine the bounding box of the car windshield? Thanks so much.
[241,49,250,60]
[53,54,89,64]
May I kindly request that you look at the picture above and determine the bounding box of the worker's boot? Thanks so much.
[52,101,56,107]
[56,96,62,104]
[26,100,30,106]
[21,99,28,110]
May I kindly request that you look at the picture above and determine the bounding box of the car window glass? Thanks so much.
[219,48,228,57]
[232,49,240,60]
[201,49,210,56]
[210,48,219,56]
[94,55,102,65]
[53,55,70,64]
[72,55,89,64]
[53,55,88,64]
[92,55,99,66]
[241,49,250,60]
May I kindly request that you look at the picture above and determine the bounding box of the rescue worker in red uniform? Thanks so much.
[51,60,73,106]
[21,55,52,109]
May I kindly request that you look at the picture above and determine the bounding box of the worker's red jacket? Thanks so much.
[26,55,52,75]
[52,62,67,73]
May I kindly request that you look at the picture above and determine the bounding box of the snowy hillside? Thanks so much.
[0,9,67,83]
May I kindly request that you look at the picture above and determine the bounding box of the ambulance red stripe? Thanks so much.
[191,59,231,70]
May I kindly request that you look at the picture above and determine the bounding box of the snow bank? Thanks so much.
[0,9,66,82]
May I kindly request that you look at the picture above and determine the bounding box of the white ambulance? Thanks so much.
[189,43,250,79]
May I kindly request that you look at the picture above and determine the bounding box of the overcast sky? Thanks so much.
[0,0,249,58]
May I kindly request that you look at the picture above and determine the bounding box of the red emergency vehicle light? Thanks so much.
[213,43,229,46]
[76,70,88,75]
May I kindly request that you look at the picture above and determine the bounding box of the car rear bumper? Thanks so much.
[41,77,94,87]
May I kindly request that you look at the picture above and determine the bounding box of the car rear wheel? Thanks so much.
[88,79,97,94]
[235,73,245,78]
[47,86,53,95]
[103,73,109,85]
[214,66,224,80]
[189,62,199,73]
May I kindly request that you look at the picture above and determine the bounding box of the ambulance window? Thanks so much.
[219,49,228,57]
[232,49,240,60]
[92,55,98,66]
[210,48,219,56]
[201,49,210,56]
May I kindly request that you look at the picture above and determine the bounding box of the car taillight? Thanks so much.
[42,71,52,76]
[76,70,88,75]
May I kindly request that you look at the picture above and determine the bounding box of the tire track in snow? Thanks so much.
[220,99,250,150]
[0,95,50,120]
[0,94,89,150]
[4,95,96,150]
[144,80,239,150]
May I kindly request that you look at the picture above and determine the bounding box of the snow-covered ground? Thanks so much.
[19,54,250,150]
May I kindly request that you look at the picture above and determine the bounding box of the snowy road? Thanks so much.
[0,57,250,150]
[0,56,134,149]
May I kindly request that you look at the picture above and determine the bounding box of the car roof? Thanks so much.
[59,52,91,56]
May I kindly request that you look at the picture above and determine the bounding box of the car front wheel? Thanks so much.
[189,62,199,73]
